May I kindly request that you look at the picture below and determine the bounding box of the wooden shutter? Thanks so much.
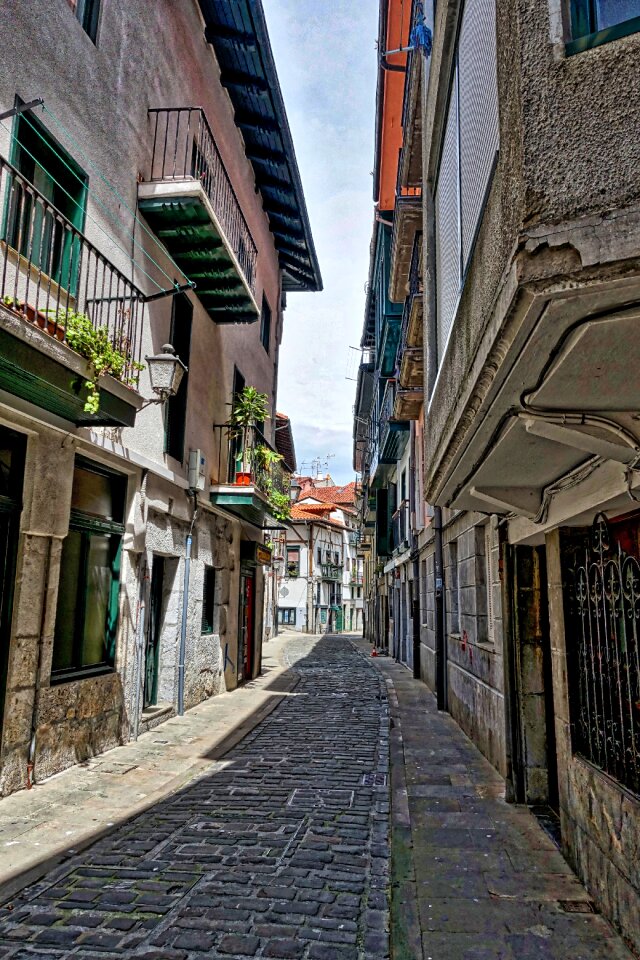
[458,0,499,269]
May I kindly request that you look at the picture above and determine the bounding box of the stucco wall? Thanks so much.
[422,0,640,503]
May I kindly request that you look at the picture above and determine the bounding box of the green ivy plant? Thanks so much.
[267,487,291,522]
[57,310,144,415]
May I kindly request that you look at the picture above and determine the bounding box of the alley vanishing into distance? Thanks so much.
[0,635,632,960]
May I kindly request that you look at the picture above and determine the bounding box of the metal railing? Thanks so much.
[395,146,423,202]
[379,379,397,440]
[398,231,423,367]
[147,107,257,296]
[211,423,290,499]
[0,155,144,383]
[321,563,343,581]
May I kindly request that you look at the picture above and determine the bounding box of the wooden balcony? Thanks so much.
[138,108,259,324]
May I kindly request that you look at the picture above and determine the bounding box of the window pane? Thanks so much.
[595,0,640,28]
[82,534,113,667]
[52,531,83,672]
[72,466,114,519]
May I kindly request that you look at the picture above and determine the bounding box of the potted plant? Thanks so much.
[226,385,269,485]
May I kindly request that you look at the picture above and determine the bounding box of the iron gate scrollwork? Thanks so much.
[563,513,640,795]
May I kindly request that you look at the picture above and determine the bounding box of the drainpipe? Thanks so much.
[410,425,421,679]
[434,506,446,710]
[27,534,53,789]
[178,491,198,717]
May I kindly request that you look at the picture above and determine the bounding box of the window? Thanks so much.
[278,608,296,625]
[435,0,499,369]
[52,459,126,680]
[286,547,300,578]
[317,547,322,565]
[6,108,87,290]
[165,294,192,463]
[569,0,640,51]
[316,581,322,605]
[260,296,271,353]
[447,540,460,635]
[67,0,101,42]
[201,565,216,634]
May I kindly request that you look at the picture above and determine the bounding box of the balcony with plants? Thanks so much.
[210,386,291,528]
[0,155,145,426]
[138,107,259,324]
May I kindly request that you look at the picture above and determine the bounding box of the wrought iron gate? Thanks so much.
[562,514,640,795]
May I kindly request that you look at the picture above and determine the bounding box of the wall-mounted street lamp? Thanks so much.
[140,344,187,409]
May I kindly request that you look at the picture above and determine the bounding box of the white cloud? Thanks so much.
[265,0,379,483]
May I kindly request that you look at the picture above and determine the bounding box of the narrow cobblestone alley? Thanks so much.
[0,638,390,960]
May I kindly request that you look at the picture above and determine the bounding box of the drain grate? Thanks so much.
[361,772,388,787]
[558,900,597,914]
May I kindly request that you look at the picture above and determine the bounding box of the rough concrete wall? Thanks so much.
[546,530,640,954]
[422,0,640,503]
[419,548,436,689]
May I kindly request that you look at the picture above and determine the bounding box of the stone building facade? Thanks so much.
[0,0,320,795]
[355,0,640,948]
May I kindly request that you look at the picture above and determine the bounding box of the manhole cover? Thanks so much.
[558,900,596,914]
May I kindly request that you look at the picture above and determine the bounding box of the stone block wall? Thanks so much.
[546,530,640,954]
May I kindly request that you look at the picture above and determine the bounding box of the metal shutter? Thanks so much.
[458,0,499,270]
[435,67,461,368]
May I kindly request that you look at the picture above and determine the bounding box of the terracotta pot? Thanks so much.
[234,471,252,486]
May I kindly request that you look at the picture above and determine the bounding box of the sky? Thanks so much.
[265,0,379,485]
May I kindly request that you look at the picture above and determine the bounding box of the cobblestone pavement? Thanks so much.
[0,636,390,960]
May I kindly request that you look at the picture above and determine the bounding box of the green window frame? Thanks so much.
[260,296,271,353]
[201,565,216,634]
[5,107,87,295]
[567,0,640,53]
[164,293,192,463]
[51,458,126,683]
[286,547,300,578]
[67,0,101,42]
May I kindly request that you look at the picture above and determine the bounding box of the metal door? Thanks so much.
[143,556,165,708]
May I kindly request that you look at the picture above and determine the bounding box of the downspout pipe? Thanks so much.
[178,491,198,717]
[434,505,446,710]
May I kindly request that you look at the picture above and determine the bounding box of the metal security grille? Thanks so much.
[435,68,461,368]
[562,514,640,795]
[458,0,500,269]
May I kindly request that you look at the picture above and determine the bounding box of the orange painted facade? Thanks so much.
[377,0,410,211]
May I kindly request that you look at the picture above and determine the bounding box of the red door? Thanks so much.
[239,571,255,682]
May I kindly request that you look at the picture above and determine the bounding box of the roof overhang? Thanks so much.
[199,0,322,293]
[439,283,640,521]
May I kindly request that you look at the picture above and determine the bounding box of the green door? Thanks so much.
[143,556,165,708]
[0,428,26,738]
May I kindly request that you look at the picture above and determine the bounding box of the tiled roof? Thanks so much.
[290,503,346,529]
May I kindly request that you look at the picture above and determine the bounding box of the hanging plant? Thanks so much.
[226,385,270,482]
[59,310,144,414]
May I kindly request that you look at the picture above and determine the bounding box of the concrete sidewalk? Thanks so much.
[356,642,635,960]
[0,631,300,902]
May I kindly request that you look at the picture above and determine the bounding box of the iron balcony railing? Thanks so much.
[211,423,290,499]
[147,107,257,297]
[379,379,396,441]
[392,500,410,551]
[321,563,343,581]
[395,146,423,204]
[0,155,144,382]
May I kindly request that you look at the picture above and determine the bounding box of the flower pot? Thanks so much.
[234,471,252,486]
